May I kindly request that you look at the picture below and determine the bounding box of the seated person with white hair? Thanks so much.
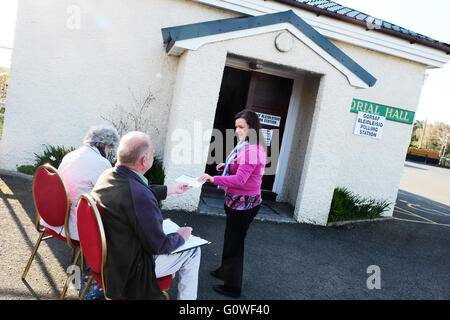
[91,131,201,300]
[40,125,120,241]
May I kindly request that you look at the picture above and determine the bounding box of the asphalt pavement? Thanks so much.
[394,161,450,226]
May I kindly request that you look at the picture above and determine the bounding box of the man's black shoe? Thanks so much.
[213,285,241,298]
[210,270,224,281]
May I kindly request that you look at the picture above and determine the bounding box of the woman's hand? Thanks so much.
[216,163,225,172]
[198,173,214,183]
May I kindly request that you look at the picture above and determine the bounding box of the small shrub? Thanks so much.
[144,156,165,208]
[328,187,391,224]
[16,144,76,175]
[16,165,35,175]
[106,151,117,167]
[144,156,165,185]
[33,144,76,169]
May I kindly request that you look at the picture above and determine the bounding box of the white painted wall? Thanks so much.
[331,40,427,217]
[280,74,321,207]
[0,0,237,169]
[162,46,228,210]
[293,41,427,225]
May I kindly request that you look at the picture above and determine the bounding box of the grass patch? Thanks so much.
[0,115,3,141]
[328,187,392,224]
[16,165,36,175]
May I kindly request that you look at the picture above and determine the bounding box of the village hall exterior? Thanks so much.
[1,0,449,226]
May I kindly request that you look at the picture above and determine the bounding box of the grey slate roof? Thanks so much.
[162,10,377,87]
[275,0,450,53]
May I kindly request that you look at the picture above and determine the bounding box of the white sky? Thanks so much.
[0,0,18,68]
[0,0,449,124]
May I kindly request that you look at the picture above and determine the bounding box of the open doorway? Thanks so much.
[203,64,294,200]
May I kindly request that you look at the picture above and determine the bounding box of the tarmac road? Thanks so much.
[394,161,450,226]
[168,210,449,300]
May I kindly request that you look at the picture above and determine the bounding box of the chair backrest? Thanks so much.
[76,194,107,290]
[32,164,70,228]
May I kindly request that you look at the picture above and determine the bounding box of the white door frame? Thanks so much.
[272,77,304,195]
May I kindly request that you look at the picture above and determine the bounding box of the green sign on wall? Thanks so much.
[350,98,415,124]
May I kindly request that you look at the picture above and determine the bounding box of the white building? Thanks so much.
[1,0,449,225]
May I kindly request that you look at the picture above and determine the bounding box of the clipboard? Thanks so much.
[163,219,211,254]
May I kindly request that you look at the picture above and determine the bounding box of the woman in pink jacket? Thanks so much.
[199,110,266,298]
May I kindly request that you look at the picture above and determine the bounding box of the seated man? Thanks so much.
[91,131,201,300]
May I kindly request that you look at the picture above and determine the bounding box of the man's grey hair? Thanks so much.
[83,125,120,150]
[117,131,152,164]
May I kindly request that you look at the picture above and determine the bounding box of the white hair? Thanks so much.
[83,125,119,150]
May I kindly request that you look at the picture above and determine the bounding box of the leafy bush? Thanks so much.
[16,165,36,175]
[17,144,75,175]
[328,187,391,224]
[33,144,76,169]
[144,156,165,185]
[144,156,165,208]
[106,151,117,167]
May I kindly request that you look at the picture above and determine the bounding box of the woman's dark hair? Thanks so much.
[234,109,266,146]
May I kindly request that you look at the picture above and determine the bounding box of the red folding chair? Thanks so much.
[22,163,80,299]
[76,194,173,300]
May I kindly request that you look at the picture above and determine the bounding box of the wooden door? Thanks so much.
[245,71,293,191]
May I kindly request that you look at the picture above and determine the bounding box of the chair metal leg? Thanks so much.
[60,275,71,300]
[79,275,94,300]
[60,249,82,300]
[71,248,81,265]
[22,231,45,280]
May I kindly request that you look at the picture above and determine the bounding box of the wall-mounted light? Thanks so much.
[249,60,264,70]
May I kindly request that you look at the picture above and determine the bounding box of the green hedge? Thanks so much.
[328,187,391,224]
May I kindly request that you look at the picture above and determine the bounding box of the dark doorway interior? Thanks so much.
[205,66,250,176]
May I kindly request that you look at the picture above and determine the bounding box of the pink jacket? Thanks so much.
[213,144,266,196]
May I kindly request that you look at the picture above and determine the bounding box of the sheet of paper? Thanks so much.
[162,218,181,234]
[175,174,205,188]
